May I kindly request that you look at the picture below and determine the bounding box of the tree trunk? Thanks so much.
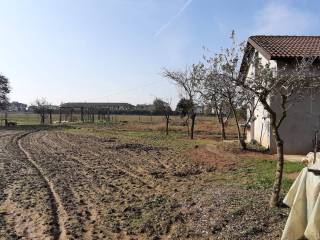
[41,112,45,125]
[4,111,8,127]
[81,107,84,122]
[239,137,247,150]
[217,113,226,140]
[269,128,284,207]
[258,97,286,207]
[70,109,73,122]
[49,111,52,124]
[185,116,190,136]
[165,116,169,135]
[221,119,226,140]
[230,103,246,150]
[190,114,196,140]
[59,108,62,123]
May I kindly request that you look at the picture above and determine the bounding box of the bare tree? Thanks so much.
[175,98,194,135]
[33,98,51,125]
[199,67,231,140]
[153,98,172,135]
[162,63,205,139]
[238,55,320,207]
[0,74,10,109]
[202,32,257,149]
[211,96,231,140]
[238,89,258,146]
[0,74,10,126]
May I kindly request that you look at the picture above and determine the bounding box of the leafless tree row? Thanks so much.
[162,32,255,146]
[163,31,320,207]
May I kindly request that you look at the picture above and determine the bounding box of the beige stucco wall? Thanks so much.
[247,55,320,154]
[269,60,320,154]
[269,93,320,154]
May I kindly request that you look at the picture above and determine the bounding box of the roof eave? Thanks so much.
[248,38,272,60]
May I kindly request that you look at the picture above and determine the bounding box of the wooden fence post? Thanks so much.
[4,111,8,127]
[49,110,52,124]
[59,108,62,123]
[81,107,84,122]
[70,108,73,122]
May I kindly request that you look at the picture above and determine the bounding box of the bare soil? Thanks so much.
[0,129,288,240]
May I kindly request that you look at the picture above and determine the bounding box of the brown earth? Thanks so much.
[0,129,288,240]
[186,143,275,171]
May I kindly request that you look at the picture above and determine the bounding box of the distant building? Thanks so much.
[135,104,155,112]
[60,102,135,111]
[8,101,27,112]
[28,104,59,112]
[203,104,217,115]
[195,105,205,114]
[48,105,60,111]
[27,105,37,112]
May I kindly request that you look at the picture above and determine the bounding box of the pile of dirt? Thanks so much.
[112,143,167,152]
[186,143,275,171]
[186,144,240,171]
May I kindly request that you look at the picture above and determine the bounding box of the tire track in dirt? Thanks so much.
[16,131,68,240]
[2,131,56,239]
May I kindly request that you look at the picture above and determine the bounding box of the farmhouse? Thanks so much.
[135,104,155,112]
[60,102,135,111]
[242,36,320,154]
[8,101,27,112]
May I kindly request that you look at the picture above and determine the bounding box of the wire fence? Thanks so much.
[0,112,217,126]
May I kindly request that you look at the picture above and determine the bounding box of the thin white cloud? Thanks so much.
[154,0,192,38]
[254,2,316,35]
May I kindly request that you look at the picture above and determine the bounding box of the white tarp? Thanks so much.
[282,153,320,240]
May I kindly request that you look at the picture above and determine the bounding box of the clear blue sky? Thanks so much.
[0,0,319,106]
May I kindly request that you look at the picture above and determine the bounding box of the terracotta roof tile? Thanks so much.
[248,35,320,60]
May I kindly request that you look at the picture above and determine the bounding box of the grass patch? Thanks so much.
[65,124,304,193]
[67,125,213,151]
[239,158,303,191]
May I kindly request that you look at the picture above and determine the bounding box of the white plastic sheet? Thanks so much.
[282,155,320,240]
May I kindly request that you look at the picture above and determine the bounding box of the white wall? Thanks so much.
[253,100,271,148]
[246,52,276,150]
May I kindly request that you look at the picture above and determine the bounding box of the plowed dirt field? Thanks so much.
[0,128,290,240]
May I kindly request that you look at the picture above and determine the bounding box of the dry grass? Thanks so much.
[0,113,240,139]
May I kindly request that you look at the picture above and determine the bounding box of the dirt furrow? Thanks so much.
[16,132,68,240]
[1,132,56,239]
[54,132,156,189]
